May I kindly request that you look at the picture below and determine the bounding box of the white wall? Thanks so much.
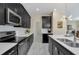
[52,11,67,35]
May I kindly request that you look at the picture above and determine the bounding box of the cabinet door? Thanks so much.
[52,45,59,55]
[58,50,64,55]
[26,14,31,28]
[18,42,25,55]
[42,16,52,28]
[49,37,53,55]
[5,3,18,12]
[0,3,6,25]
[24,39,28,55]
[43,34,48,43]
[30,34,33,45]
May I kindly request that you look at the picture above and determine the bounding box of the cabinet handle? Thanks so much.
[9,50,15,55]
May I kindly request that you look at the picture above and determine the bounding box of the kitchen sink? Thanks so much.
[57,38,72,42]
[65,42,79,47]
[57,38,79,47]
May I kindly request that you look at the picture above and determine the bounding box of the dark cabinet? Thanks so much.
[18,39,26,55]
[49,37,53,54]
[0,3,31,28]
[42,33,53,43]
[42,34,48,43]
[5,3,18,12]
[42,16,52,28]
[49,37,74,55]
[18,34,33,55]
[29,34,34,46]
[26,34,33,54]
[0,3,6,25]
[49,37,59,55]
[26,14,31,28]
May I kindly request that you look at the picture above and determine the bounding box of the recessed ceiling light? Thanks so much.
[36,8,40,11]
[53,9,56,11]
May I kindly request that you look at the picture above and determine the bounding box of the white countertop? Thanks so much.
[0,43,17,55]
[15,32,33,42]
[16,32,33,37]
[49,35,79,55]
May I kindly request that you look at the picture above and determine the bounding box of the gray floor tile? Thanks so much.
[27,43,50,55]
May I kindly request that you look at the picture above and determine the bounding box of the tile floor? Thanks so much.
[27,42,50,55]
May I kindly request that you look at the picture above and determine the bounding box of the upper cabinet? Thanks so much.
[42,16,52,29]
[0,3,31,28]
[0,4,6,25]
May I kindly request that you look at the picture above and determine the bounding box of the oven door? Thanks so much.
[0,31,16,42]
[0,35,16,42]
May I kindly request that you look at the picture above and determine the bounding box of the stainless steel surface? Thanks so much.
[0,31,15,38]
[72,30,76,43]
[7,8,21,26]
[57,38,79,48]
[65,42,79,47]
[57,38,72,42]
[0,31,15,42]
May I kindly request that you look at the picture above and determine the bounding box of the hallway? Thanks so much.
[27,17,50,55]
[27,43,50,55]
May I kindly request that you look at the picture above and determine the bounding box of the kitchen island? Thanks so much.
[49,35,79,55]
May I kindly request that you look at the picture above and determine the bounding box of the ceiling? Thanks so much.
[22,3,79,19]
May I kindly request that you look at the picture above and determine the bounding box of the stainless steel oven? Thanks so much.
[0,31,16,42]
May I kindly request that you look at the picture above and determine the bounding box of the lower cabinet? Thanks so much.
[49,37,74,55]
[49,37,59,55]
[43,33,53,43]
[18,34,33,55]
[18,40,25,55]
[24,38,28,54]
[52,45,59,55]
[2,34,33,55]
[43,34,48,43]
[49,37,53,54]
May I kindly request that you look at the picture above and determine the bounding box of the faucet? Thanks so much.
[72,30,76,47]
[72,30,76,42]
